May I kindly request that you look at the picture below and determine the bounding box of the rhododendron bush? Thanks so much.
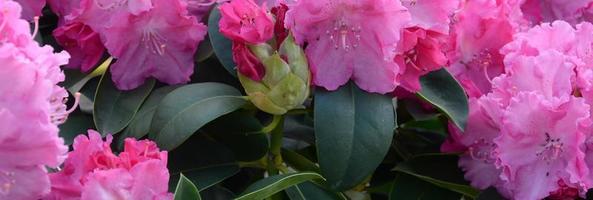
[9,0,593,199]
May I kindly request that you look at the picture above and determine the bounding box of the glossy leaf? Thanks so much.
[208,7,237,77]
[285,181,345,200]
[59,112,94,145]
[149,83,247,150]
[174,174,201,200]
[118,86,178,147]
[236,172,325,200]
[202,111,268,162]
[418,68,469,130]
[315,82,396,190]
[93,72,155,135]
[392,154,479,198]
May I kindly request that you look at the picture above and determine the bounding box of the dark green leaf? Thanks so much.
[149,83,247,150]
[168,135,238,192]
[196,36,214,62]
[286,181,345,200]
[93,72,155,135]
[118,86,178,147]
[418,68,469,130]
[282,149,320,173]
[201,186,236,200]
[236,172,325,200]
[208,7,237,77]
[389,173,461,200]
[393,154,479,198]
[174,174,201,200]
[314,82,396,190]
[59,112,94,145]
[202,111,268,161]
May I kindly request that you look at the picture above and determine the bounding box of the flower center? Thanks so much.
[141,30,167,55]
[468,138,496,163]
[0,171,15,196]
[326,18,361,52]
[464,49,495,83]
[536,133,564,163]
[404,49,428,71]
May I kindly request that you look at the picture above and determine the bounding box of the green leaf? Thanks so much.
[314,82,396,190]
[285,181,345,200]
[389,173,461,200]
[118,86,179,147]
[149,83,247,150]
[61,57,112,94]
[174,174,201,200]
[235,172,325,200]
[59,112,94,145]
[208,7,237,77]
[202,111,269,161]
[282,149,320,173]
[195,36,214,63]
[168,135,239,192]
[418,68,469,130]
[392,154,479,198]
[93,72,155,135]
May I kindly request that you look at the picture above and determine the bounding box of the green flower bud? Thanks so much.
[239,34,311,115]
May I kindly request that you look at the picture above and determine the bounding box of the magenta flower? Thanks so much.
[98,0,207,90]
[53,22,105,73]
[219,0,274,44]
[495,93,590,200]
[232,42,266,81]
[520,0,593,25]
[284,0,411,93]
[13,0,45,20]
[46,130,172,199]
[0,1,71,198]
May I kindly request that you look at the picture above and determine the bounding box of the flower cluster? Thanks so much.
[45,130,172,199]
[46,0,207,90]
[442,1,593,199]
[0,0,70,198]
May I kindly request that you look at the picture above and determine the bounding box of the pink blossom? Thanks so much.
[46,130,172,199]
[219,0,274,44]
[185,0,216,20]
[520,0,593,25]
[98,0,207,90]
[495,92,590,200]
[53,22,105,73]
[443,98,505,190]
[284,0,411,94]
[446,0,518,97]
[13,0,45,20]
[401,0,459,35]
[0,1,70,198]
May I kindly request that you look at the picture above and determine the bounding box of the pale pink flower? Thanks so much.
[520,0,593,25]
[285,0,411,93]
[219,0,274,44]
[0,1,71,198]
[46,130,172,200]
[495,92,591,200]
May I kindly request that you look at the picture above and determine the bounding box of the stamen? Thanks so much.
[31,16,39,39]
[0,171,15,196]
[95,0,127,10]
[142,30,167,55]
[51,92,81,125]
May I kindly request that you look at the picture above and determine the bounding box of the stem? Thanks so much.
[262,115,283,134]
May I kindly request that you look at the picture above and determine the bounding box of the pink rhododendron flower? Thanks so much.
[13,0,45,20]
[185,0,216,20]
[0,1,71,198]
[98,0,207,90]
[53,22,105,73]
[447,0,518,97]
[219,0,274,44]
[46,130,172,200]
[394,0,458,92]
[520,0,593,25]
[285,0,411,94]
[495,92,590,200]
